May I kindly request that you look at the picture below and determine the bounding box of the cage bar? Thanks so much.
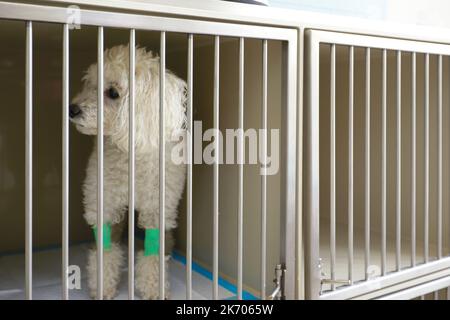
[237,37,244,300]
[25,20,33,301]
[437,54,443,260]
[396,50,402,271]
[261,39,268,299]
[128,29,136,300]
[365,47,371,280]
[186,33,194,300]
[424,53,429,263]
[330,43,336,290]
[96,26,104,300]
[213,35,220,300]
[348,45,354,284]
[411,52,417,267]
[62,23,69,300]
[159,31,166,300]
[381,48,387,276]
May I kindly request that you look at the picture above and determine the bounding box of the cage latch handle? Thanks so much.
[318,258,351,294]
[267,264,285,300]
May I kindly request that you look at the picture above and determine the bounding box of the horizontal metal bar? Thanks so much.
[378,275,450,300]
[355,268,450,300]
[309,30,450,56]
[0,2,296,41]
[25,0,450,47]
[320,257,450,300]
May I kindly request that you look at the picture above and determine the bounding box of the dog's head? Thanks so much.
[70,45,186,154]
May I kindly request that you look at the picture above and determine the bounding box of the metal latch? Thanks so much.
[267,264,285,300]
[318,258,350,294]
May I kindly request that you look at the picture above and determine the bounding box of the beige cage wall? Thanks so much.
[0,20,284,297]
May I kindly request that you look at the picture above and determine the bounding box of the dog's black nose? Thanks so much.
[69,104,81,118]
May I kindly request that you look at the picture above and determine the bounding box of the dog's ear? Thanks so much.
[110,54,187,155]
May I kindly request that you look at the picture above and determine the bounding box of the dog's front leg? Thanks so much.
[135,213,170,300]
[85,213,126,300]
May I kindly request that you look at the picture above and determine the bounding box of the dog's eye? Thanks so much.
[106,87,120,100]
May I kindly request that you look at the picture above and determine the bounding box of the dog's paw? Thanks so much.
[86,243,124,300]
[135,251,170,300]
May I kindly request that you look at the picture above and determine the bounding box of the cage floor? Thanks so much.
[319,220,449,292]
[0,243,236,300]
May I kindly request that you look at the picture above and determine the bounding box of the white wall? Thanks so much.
[270,0,450,28]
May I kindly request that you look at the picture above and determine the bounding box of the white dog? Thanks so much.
[70,45,186,299]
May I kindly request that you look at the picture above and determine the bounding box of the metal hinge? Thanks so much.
[318,258,350,294]
[267,264,286,300]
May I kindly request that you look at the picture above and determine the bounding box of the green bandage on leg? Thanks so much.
[93,223,112,251]
[144,229,160,256]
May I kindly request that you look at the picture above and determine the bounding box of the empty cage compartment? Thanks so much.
[0,2,297,300]
[305,30,450,299]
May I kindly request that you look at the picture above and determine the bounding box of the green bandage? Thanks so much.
[93,223,112,251]
[144,229,160,256]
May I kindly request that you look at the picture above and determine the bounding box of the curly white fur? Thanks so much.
[71,45,186,299]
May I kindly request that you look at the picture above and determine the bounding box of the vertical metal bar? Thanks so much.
[280,32,297,301]
[213,35,220,300]
[62,23,69,300]
[348,46,354,284]
[186,33,193,300]
[424,53,430,264]
[396,50,402,272]
[295,27,304,301]
[437,54,443,260]
[96,26,104,300]
[261,39,268,300]
[411,52,417,267]
[128,29,136,300]
[237,37,244,300]
[381,48,387,276]
[330,43,336,290]
[159,31,166,300]
[25,20,33,301]
[365,47,371,281]
[304,31,321,300]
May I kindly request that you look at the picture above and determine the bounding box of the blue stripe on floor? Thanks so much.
[171,251,258,300]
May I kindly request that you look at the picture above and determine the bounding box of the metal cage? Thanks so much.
[0,1,297,300]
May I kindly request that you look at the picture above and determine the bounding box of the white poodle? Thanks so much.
[69,45,186,299]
